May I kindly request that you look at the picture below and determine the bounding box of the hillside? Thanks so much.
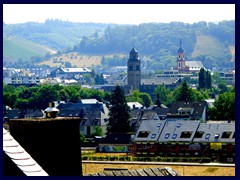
[38,52,102,68]
[3,20,235,70]
[3,35,55,62]
[191,35,226,57]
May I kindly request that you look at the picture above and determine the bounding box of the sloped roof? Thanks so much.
[141,77,181,85]
[185,61,204,71]
[134,120,166,142]
[100,133,132,144]
[85,167,180,176]
[168,101,208,119]
[81,99,100,104]
[127,102,143,109]
[3,128,48,176]
[193,122,235,143]
[157,120,200,143]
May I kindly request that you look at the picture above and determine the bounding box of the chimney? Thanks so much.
[44,102,59,118]
[8,117,82,176]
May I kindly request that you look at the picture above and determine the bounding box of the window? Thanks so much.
[129,65,133,71]
[172,134,177,139]
[205,134,210,139]
[136,65,140,71]
[165,133,170,139]
[180,131,192,138]
[194,131,204,138]
[151,134,156,139]
[137,131,150,138]
[221,132,231,138]
[214,134,220,139]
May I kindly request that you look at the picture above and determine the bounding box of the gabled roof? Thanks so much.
[185,61,204,71]
[168,101,208,119]
[157,120,200,143]
[3,128,48,176]
[134,120,166,142]
[193,122,235,143]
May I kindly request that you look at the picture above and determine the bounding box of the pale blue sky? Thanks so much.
[3,4,235,25]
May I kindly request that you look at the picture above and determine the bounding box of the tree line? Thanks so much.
[3,76,235,121]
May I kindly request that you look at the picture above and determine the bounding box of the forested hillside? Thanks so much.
[3,20,235,71]
[3,19,112,51]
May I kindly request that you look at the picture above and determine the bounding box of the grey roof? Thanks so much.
[3,128,48,176]
[193,122,235,143]
[185,61,204,71]
[157,120,200,143]
[85,167,180,176]
[168,101,208,119]
[134,120,166,142]
[141,77,181,85]
[24,109,45,118]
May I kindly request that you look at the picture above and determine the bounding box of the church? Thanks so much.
[175,39,204,72]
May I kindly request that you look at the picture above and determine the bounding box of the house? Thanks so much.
[131,119,235,162]
[98,133,133,153]
[57,99,109,136]
[192,121,235,162]
[139,77,182,101]
[133,120,166,156]
[50,67,91,79]
[4,76,40,87]
[167,101,208,122]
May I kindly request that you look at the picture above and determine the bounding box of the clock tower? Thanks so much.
[127,47,141,90]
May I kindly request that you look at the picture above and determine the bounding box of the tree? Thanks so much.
[198,68,212,90]
[208,92,235,120]
[154,85,172,105]
[139,93,152,108]
[107,86,131,134]
[198,68,206,89]
[175,80,194,101]
[92,126,103,136]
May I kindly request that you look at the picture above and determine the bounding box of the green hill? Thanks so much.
[3,35,54,62]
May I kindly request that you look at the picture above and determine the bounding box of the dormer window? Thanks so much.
[205,134,210,139]
[137,131,150,138]
[180,131,192,138]
[172,134,177,139]
[214,134,220,139]
[221,131,231,138]
[151,134,156,139]
[165,133,170,139]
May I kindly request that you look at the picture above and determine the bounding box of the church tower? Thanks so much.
[127,47,141,90]
[176,39,189,71]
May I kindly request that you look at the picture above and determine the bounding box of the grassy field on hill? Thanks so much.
[38,52,102,68]
[3,35,54,62]
[191,35,226,57]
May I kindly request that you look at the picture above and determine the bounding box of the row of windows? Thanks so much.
[137,131,235,140]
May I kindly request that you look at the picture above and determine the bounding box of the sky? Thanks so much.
[3,4,235,25]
